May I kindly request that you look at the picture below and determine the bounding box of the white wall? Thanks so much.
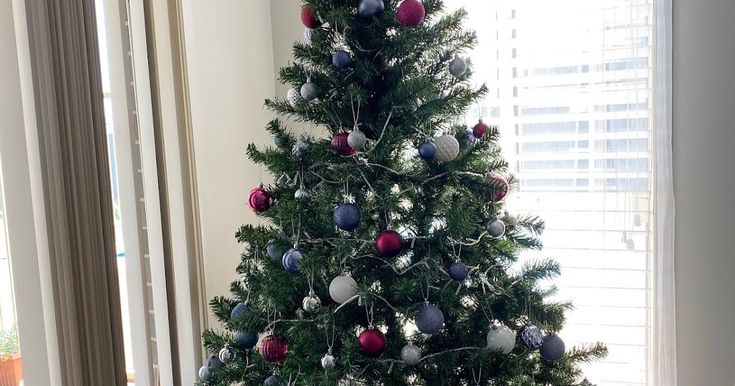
[673,0,735,385]
[183,0,276,326]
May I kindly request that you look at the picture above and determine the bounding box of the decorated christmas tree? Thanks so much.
[198,0,606,385]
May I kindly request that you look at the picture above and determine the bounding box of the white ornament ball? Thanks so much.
[198,366,212,381]
[302,293,322,312]
[329,275,358,304]
[347,130,368,150]
[321,353,337,369]
[400,343,422,365]
[449,56,468,78]
[287,87,306,108]
[218,346,233,364]
[434,135,460,163]
[301,82,320,101]
[487,324,516,354]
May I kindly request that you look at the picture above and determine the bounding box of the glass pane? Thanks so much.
[0,160,23,385]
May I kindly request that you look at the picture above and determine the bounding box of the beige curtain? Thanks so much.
[24,0,128,385]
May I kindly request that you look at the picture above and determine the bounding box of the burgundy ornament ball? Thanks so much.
[259,335,288,363]
[301,5,320,29]
[488,175,509,202]
[248,186,273,213]
[331,132,356,156]
[473,119,490,139]
[397,0,425,27]
[375,230,403,257]
[358,329,387,357]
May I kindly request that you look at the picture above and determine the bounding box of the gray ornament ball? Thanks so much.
[449,56,468,78]
[520,325,544,350]
[264,374,286,386]
[295,187,311,200]
[287,87,306,108]
[207,355,225,370]
[400,343,422,365]
[321,352,337,369]
[198,366,212,381]
[539,334,566,361]
[416,303,445,334]
[300,81,320,101]
[302,292,322,312]
[218,346,233,364]
[292,140,309,157]
[347,130,368,150]
[434,135,460,163]
[486,219,506,238]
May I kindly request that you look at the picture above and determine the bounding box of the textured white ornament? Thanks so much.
[218,346,233,364]
[329,275,358,304]
[487,324,516,354]
[302,292,322,312]
[301,81,320,101]
[434,135,460,162]
[400,343,422,365]
[287,87,306,108]
[321,352,337,369]
[347,130,367,150]
[449,56,468,78]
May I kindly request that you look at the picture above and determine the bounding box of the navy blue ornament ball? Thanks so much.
[358,0,385,18]
[449,262,469,281]
[416,303,445,334]
[231,302,249,322]
[332,50,352,69]
[282,248,303,274]
[234,331,259,350]
[266,241,285,263]
[540,334,566,361]
[206,355,225,370]
[419,142,437,161]
[264,374,286,386]
[334,203,362,231]
[520,325,544,350]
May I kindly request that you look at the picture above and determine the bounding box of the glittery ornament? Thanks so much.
[234,331,259,350]
[301,5,320,29]
[358,328,387,357]
[230,302,249,322]
[329,275,358,304]
[292,140,309,157]
[416,303,445,334]
[259,335,288,362]
[282,248,303,274]
[397,0,425,27]
[375,230,403,257]
[359,0,384,18]
[486,324,516,354]
[520,325,544,350]
[434,135,460,163]
[331,132,356,156]
[302,292,322,313]
[248,187,273,213]
[419,142,437,161]
[473,119,489,138]
[449,262,469,281]
[333,49,353,69]
[540,334,566,361]
[287,87,306,108]
[334,203,362,231]
[486,219,506,238]
[347,130,368,150]
[449,56,467,77]
[301,81,320,101]
[400,342,422,365]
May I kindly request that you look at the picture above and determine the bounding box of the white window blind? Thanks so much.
[448,1,658,385]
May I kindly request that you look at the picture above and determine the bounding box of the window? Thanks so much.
[449,0,662,384]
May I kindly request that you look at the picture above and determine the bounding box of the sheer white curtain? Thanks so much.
[447,0,674,385]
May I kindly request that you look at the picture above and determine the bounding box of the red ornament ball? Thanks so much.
[331,132,356,156]
[301,5,321,29]
[488,175,509,202]
[259,335,288,362]
[359,328,387,357]
[397,0,426,27]
[248,186,273,213]
[473,119,490,139]
[375,230,403,257]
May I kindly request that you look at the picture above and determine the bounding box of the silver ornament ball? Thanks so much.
[400,343,422,365]
[487,219,506,238]
[347,130,368,150]
[287,87,306,108]
[321,353,337,369]
[302,293,322,312]
[218,346,233,364]
[292,140,309,157]
[449,56,468,78]
[434,135,460,163]
[198,366,212,381]
[304,28,315,43]
[300,82,320,101]
[295,187,311,200]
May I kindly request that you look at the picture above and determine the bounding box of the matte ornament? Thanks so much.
[434,135,460,163]
[358,0,384,18]
[486,219,506,238]
[301,82,320,101]
[400,343,422,365]
[248,187,273,213]
[301,5,320,29]
[358,329,387,357]
[264,374,286,386]
[234,331,259,350]
[449,262,469,281]
[267,241,285,263]
[329,275,358,304]
[333,49,353,69]
[273,133,283,147]
[449,56,468,78]
[259,335,288,362]
[198,366,212,381]
[486,324,516,354]
[540,334,566,361]
[488,175,509,202]
[230,302,249,322]
[207,355,225,370]
[287,87,306,108]
[473,119,489,139]
[331,132,356,156]
[302,292,322,313]
[418,142,437,161]
[397,0,426,27]
[218,346,233,364]
[321,353,337,369]
[520,325,544,350]
[416,303,445,334]
[347,130,368,150]
[334,203,362,231]
[282,248,303,274]
[375,230,403,257]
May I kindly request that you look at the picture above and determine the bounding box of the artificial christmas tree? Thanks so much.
[198,1,606,385]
